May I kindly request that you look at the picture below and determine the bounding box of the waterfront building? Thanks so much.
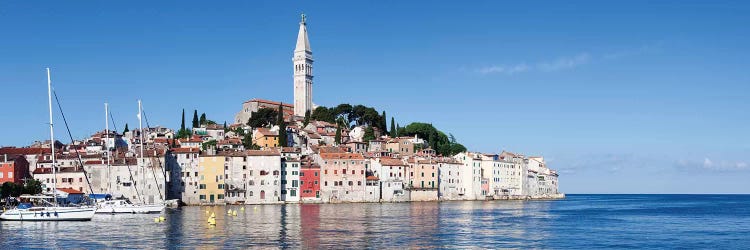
[437,158,463,200]
[373,157,409,202]
[406,158,439,201]
[453,152,484,200]
[299,156,321,201]
[281,156,301,202]
[242,150,282,204]
[165,148,201,205]
[319,152,367,202]
[198,154,225,205]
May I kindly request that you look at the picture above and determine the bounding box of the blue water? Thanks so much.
[1,194,748,248]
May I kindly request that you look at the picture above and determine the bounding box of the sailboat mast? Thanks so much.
[138,99,145,203]
[105,102,111,193]
[47,68,58,207]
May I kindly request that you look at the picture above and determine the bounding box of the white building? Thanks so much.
[281,156,301,202]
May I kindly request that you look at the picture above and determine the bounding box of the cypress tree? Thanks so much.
[180,109,186,131]
[335,125,341,145]
[277,104,287,147]
[123,123,129,134]
[199,113,206,126]
[390,117,396,138]
[192,110,199,128]
[303,110,311,127]
[223,121,228,132]
[381,111,387,134]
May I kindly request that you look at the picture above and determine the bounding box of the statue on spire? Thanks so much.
[301,13,306,24]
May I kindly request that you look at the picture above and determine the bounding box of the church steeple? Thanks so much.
[295,13,311,52]
[293,13,314,117]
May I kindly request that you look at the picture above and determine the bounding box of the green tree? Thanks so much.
[192,110,199,128]
[311,106,335,123]
[202,140,217,151]
[381,111,387,135]
[247,108,278,128]
[363,126,375,142]
[334,125,342,145]
[277,104,287,147]
[199,113,206,126]
[303,110,311,127]
[1,182,20,198]
[23,179,43,195]
[123,123,129,134]
[390,117,396,138]
[180,109,186,131]
[334,104,353,125]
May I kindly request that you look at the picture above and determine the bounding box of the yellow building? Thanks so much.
[198,154,225,204]
[253,127,280,148]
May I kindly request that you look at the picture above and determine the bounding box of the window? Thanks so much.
[292,180,298,187]
[218,184,224,189]
[249,191,253,196]
[315,171,318,176]
[299,172,304,177]
[334,170,337,174]
[348,181,353,186]
[199,184,206,189]
[358,181,362,186]
[324,181,328,186]
[325,170,328,175]
[314,181,318,185]
[218,194,224,199]
[352,170,355,175]
[290,190,296,197]
[199,195,206,200]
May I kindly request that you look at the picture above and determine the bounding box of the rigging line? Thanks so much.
[107,110,146,204]
[140,104,165,201]
[52,90,95,195]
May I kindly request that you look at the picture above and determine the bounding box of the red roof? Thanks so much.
[320,153,364,160]
[57,188,84,194]
[243,98,294,108]
[171,148,200,153]
[0,147,51,156]
[366,176,380,181]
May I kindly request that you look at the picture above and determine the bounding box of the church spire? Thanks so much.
[295,13,311,52]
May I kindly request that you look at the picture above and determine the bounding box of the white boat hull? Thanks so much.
[95,204,165,214]
[0,207,96,221]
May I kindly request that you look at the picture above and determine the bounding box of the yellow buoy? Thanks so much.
[227,209,232,214]
[154,217,160,223]
[232,210,237,216]
[159,216,165,222]
[210,212,215,218]
[240,207,245,211]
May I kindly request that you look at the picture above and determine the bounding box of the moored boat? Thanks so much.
[96,199,165,214]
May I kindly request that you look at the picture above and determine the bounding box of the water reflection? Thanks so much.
[4,196,745,248]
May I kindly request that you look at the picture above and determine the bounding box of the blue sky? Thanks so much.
[1,1,748,194]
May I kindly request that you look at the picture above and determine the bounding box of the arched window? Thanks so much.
[249,191,253,197]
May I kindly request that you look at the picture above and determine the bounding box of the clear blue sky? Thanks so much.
[1,1,748,194]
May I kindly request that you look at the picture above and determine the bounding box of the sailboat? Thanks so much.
[0,68,96,221]
[95,100,165,214]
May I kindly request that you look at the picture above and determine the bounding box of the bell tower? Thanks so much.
[293,13,313,117]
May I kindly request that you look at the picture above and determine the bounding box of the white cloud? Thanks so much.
[676,157,749,172]
[537,53,591,72]
[477,63,530,75]
[476,53,590,75]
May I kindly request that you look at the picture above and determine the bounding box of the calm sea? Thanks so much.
[1,194,748,249]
